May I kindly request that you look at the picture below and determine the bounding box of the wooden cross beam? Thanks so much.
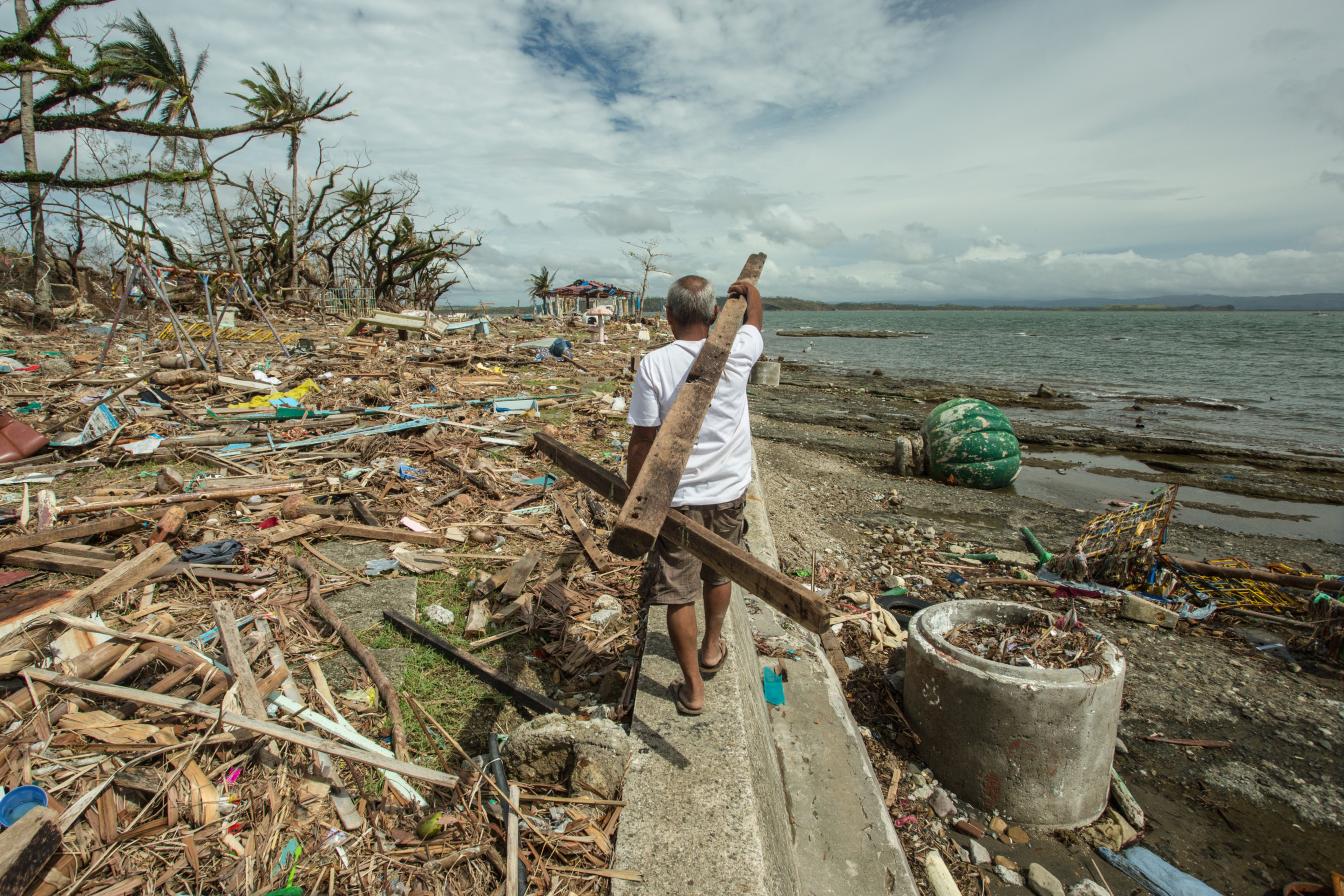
[534,433,828,633]
[608,253,766,559]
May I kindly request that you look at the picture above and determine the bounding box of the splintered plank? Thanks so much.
[0,806,60,894]
[323,521,446,547]
[554,494,610,572]
[500,549,542,600]
[24,668,457,788]
[609,253,765,559]
[0,514,144,555]
[73,543,176,610]
[536,432,829,633]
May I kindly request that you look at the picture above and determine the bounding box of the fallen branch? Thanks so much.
[289,556,409,762]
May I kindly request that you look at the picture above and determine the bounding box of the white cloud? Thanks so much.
[10,0,1341,303]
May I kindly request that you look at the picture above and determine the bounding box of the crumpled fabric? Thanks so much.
[178,539,243,565]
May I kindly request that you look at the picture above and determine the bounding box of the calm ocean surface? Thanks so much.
[762,310,1342,456]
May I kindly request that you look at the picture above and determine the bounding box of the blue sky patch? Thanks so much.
[520,5,644,105]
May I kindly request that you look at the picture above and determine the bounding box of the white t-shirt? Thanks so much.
[627,324,765,506]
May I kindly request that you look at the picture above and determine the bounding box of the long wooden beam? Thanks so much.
[1162,555,1342,597]
[383,610,565,716]
[54,481,301,517]
[534,432,829,633]
[609,253,765,558]
[0,514,144,555]
[23,667,457,788]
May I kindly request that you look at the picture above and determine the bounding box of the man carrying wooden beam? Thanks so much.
[626,274,764,715]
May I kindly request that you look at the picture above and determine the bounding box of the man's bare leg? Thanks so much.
[666,603,704,710]
[700,580,731,667]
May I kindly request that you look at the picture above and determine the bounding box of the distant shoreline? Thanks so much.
[759,302,1339,313]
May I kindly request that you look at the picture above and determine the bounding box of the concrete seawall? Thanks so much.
[612,459,918,895]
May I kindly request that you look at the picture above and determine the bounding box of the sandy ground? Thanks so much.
[752,427,1344,895]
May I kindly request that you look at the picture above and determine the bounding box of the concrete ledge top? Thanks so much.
[612,459,918,896]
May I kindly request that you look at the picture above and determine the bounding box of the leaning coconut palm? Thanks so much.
[528,265,557,315]
[233,63,351,294]
[96,12,247,276]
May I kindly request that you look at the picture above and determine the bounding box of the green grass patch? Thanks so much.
[359,567,539,763]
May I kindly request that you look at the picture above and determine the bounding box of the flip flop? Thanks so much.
[699,637,728,675]
[670,681,703,716]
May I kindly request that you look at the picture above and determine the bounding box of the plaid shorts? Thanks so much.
[641,494,747,606]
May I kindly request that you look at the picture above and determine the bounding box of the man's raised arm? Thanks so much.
[730,280,763,330]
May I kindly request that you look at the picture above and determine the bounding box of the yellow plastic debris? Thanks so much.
[227,378,321,410]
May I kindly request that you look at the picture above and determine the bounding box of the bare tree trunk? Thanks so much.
[289,131,299,294]
[188,106,246,281]
[14,0,53,323]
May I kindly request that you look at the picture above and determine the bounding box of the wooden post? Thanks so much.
[534,432,829,633]
[609,253,765,558]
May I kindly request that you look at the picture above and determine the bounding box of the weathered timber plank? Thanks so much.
[323,521,445,547]
[0,514,143,555]
[0,806,60,894]
[4,550,115,577]
[500,549,541,600]
[609,253,765,558]
[23,667,457,788]
[554,495,609,572]
[535,432,829,633]
[72,543,176,610]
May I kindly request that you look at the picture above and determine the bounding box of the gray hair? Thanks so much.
[665,275,716,325]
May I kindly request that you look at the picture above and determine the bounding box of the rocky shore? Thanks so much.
[747,362,1343,895]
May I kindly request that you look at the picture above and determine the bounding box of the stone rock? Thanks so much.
[995,864,1026,887]
[155,466,185,494]
[989,816,1007,835]
[1121,593,1178,628]
[969,839,991,866]
[590,595,622,628]
[953,818,985,838]
[424,604,455,627]
[1006,824,1030,844]
[1067,882,1111,896]
[501,713,632,800]
[1027,863,1066,896]
[1035,384,1059,398]
[994,855,1020,873]
[929,787,956,818]
[41,356,73,376]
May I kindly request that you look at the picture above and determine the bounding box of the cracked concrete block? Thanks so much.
[502,713,632,800]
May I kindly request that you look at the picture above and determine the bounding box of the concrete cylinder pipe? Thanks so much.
[904,599,1125,828]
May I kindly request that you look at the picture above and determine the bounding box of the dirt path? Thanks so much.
[753,434,1344,894]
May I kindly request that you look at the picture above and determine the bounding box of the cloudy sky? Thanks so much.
[60,0,1344,302]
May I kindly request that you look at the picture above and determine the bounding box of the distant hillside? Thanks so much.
[761,293,1344,311]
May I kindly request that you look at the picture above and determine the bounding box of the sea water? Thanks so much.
[763,310,1342,456]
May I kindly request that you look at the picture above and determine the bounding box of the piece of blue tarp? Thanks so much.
[1097,846,1223,896]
